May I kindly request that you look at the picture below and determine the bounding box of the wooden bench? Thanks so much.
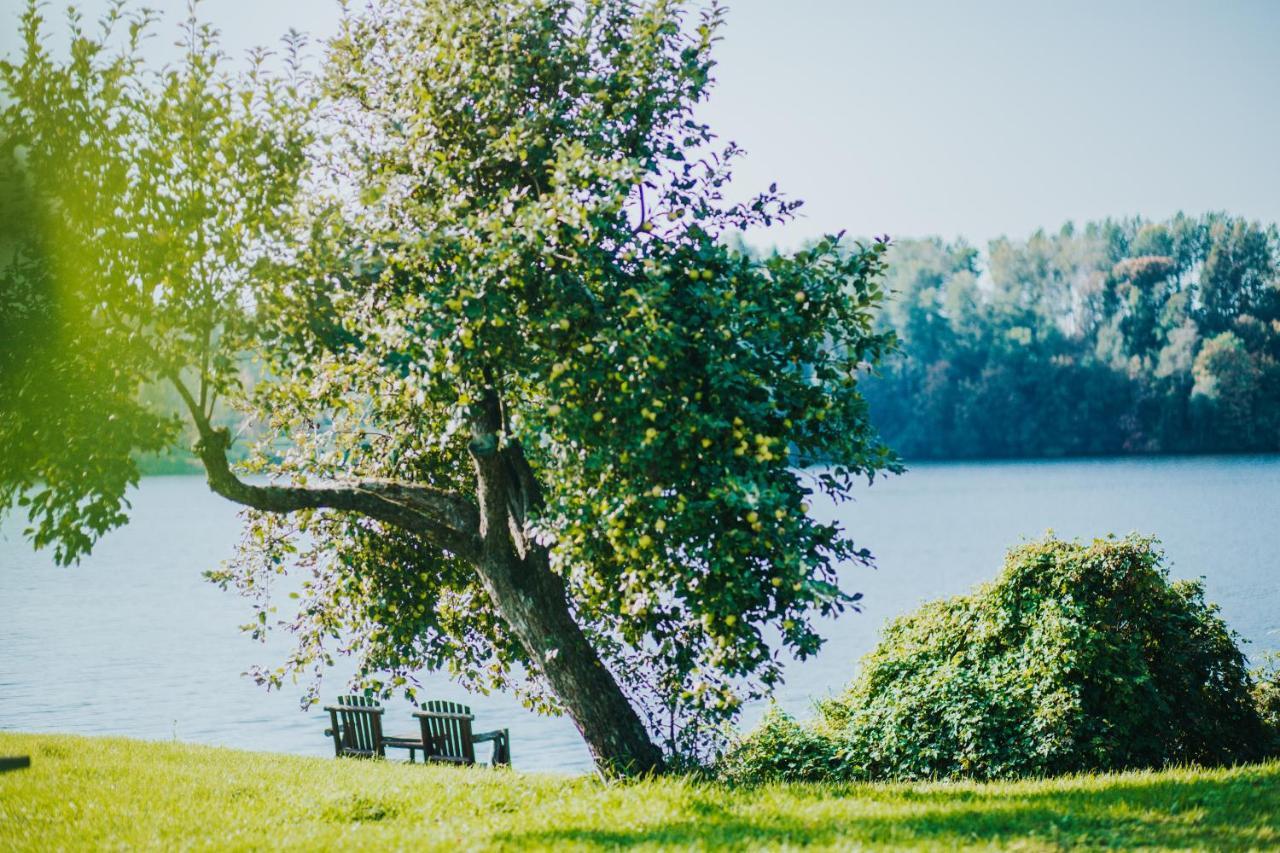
[414,700,511,767]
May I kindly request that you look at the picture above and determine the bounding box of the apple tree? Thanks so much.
[0,0,897,776]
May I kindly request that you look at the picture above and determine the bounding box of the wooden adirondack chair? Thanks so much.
[324,695,387,758]
[413,700,511,767]
[323,695,423,759]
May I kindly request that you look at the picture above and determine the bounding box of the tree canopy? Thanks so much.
[0,0,896,774]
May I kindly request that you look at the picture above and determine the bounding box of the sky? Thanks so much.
[5,0,1278,249]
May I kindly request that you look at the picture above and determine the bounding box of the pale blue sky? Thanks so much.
[6,0,1278,247]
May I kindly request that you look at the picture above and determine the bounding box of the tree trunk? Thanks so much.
[467,397,664,776]
[475,546,664,776]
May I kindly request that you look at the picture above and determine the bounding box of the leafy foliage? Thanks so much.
[723,535,1274,783]
[1254,654,1280,755]
[227,0,897,755]
[1,0,897,766]
[0,5,173,563]
[715,705,844,785]
[864,216,1280,458]
[0,2,313,563]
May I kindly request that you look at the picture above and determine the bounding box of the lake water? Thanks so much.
[2,456,1277,773]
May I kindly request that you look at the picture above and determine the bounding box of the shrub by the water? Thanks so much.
[1254,653,1280,754]
[722,535,1274,783]
[715,705,846,785]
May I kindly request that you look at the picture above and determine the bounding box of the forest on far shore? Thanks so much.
[135,211,1280,475]
[862,212,1280,459]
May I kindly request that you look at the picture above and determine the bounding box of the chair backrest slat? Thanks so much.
[445,701,460,757]
[425,699,446,756]
[458,708,474,763]
[339,695,362,751]
[425,699,451,756]
[423,700,443,757]
[450,701,466,760]
[430,712,443,756]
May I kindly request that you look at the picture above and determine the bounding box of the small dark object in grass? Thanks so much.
[0,756,31,772]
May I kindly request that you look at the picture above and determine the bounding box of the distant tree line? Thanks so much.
[861,213,1280,459]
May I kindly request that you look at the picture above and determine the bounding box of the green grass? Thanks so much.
[2,733,1278,851]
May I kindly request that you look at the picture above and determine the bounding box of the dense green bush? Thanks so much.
[722,535,1274,783]
[1254,654,1280,754]
[715,705,846,785]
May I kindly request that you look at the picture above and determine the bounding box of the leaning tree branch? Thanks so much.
[165,371,483,563]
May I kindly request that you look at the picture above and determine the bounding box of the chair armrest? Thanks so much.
[473,728,511,767]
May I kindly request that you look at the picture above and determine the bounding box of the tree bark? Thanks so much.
[473,545,665,776]
[174,377,664,776]
[467,395,663,775]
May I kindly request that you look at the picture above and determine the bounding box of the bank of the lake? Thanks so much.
[2,733,1278,851]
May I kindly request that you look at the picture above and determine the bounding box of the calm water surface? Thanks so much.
[2,456,1277,773]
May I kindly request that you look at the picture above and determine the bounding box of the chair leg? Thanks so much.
[494,730,510,767]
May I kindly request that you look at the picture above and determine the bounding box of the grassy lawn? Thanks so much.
[2,733,1278,850]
